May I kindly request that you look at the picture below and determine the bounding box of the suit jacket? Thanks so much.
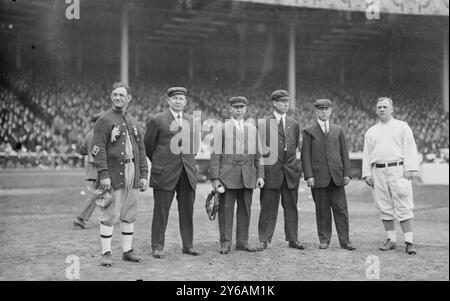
[144,110,198,191]
[209,119,264,189]
[301,121,351,188]
[260,114,301,189]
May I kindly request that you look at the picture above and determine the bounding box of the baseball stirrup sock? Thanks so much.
[100,224,113,254]
[121,222,134,252]
[387,230,397,243]
[403,232,413,244]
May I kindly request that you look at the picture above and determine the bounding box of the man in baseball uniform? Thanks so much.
[92,82,148,266]
[362,97,418,255]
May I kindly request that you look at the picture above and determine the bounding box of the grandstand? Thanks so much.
[0,0,448,171]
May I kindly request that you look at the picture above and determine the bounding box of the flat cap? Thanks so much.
[167,87,187,97]
[271,90,290,101]
[228,96,248,106]
[91,111,104,122]
[313,98,333,108]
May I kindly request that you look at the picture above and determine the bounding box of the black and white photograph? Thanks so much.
[0,0,448,284]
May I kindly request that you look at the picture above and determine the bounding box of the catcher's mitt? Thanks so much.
[205,190,220,221]
[91,189,113,208]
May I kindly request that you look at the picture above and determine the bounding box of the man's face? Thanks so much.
[315,106,332,121]
[167,94,186,112]
[273,99,290,114]
[376,99,393,121]
[229,103,247,120]
[111,87,131,110]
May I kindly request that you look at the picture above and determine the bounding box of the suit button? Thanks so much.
[121,152,124,155]
[122,133,125,136]
[120,172,123,175]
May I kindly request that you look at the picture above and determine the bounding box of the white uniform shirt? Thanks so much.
[362,118,418,178]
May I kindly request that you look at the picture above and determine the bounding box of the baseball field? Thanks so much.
[0,169,448,281]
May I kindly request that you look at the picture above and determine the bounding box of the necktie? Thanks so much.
[323,123,328,135]
[177,114,182,147]
[279,117,285,135]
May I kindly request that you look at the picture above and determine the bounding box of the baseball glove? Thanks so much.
[205,190,220,221]
[91,189,113,208]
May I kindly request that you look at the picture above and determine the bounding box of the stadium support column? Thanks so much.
[15,34,21,70]
[443,32,449,113]
[76,40,82,73]
[134,43,140,79]
[340,54,345,85]
[237,23,248,84]
[120,6,129,85]
[189,47,194,81]
[288,19,296,110]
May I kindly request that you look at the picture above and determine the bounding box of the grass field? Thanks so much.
[0,170,448,281]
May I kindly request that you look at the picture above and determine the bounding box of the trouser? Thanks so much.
[259,177,299,243]
[371,165,414,221]
[218,188,253,248]
[311,179,350,246]
[99,162,138,226]
[78,180,96,221]
[151,167,195,251]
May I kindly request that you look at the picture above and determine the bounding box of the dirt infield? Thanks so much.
[0,170,448,281]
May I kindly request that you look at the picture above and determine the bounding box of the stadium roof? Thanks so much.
[0,0,447,56]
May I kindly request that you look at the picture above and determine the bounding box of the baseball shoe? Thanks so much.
[219,246,231,255]
[379,239,397,251]
[101,251,112,267]
[405,242,417,255]
[73,217,88,229]
[122,249,142,262]
[256,241,268,251]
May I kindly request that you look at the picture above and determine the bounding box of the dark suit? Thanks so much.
[144,110,198,251]
[209,119,264,248]
[301,121,351,246]
[258,114,301,243]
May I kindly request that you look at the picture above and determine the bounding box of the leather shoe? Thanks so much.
[379,239,396,251]
[341,243,356,250]
[235,245,258,252]
[182,248,200,256]
[219,246,231,255]
[152,249,164,259]
[256,241,268,251]
[122,249,142,262]
[405,242,416,255]
[101,251,112,267]
[288,241,306,250]
[319,242,329,249]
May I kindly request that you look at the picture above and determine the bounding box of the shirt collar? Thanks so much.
[169,108,182,120]
[231,117,244,128]
[317,119,329,127]
[273,111,286,123]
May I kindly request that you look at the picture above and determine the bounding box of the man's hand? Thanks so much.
[364,176,374,187]
[256,178,264,189]
[139,178,148,192]
[306,177,315,188]
[99,178,111,191]
[212,179,224,192]
[404,170,415,180]
[344,176,351,185]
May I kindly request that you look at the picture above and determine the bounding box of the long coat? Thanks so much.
[259,114,301,189]
[301,121,351,188]
[144,110,198,191]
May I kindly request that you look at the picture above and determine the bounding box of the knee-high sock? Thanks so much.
[100,223,113,254]
[121,222,134,252]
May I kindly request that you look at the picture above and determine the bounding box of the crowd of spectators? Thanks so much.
[0,73,448,168]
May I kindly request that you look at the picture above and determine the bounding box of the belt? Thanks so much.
[124,158,135,164]
[373,161,403,168]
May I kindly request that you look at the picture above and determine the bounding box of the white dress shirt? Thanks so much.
[317,119,329,134]
[169,108,182,126]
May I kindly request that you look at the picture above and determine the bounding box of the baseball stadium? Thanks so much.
[0,0,448,281]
